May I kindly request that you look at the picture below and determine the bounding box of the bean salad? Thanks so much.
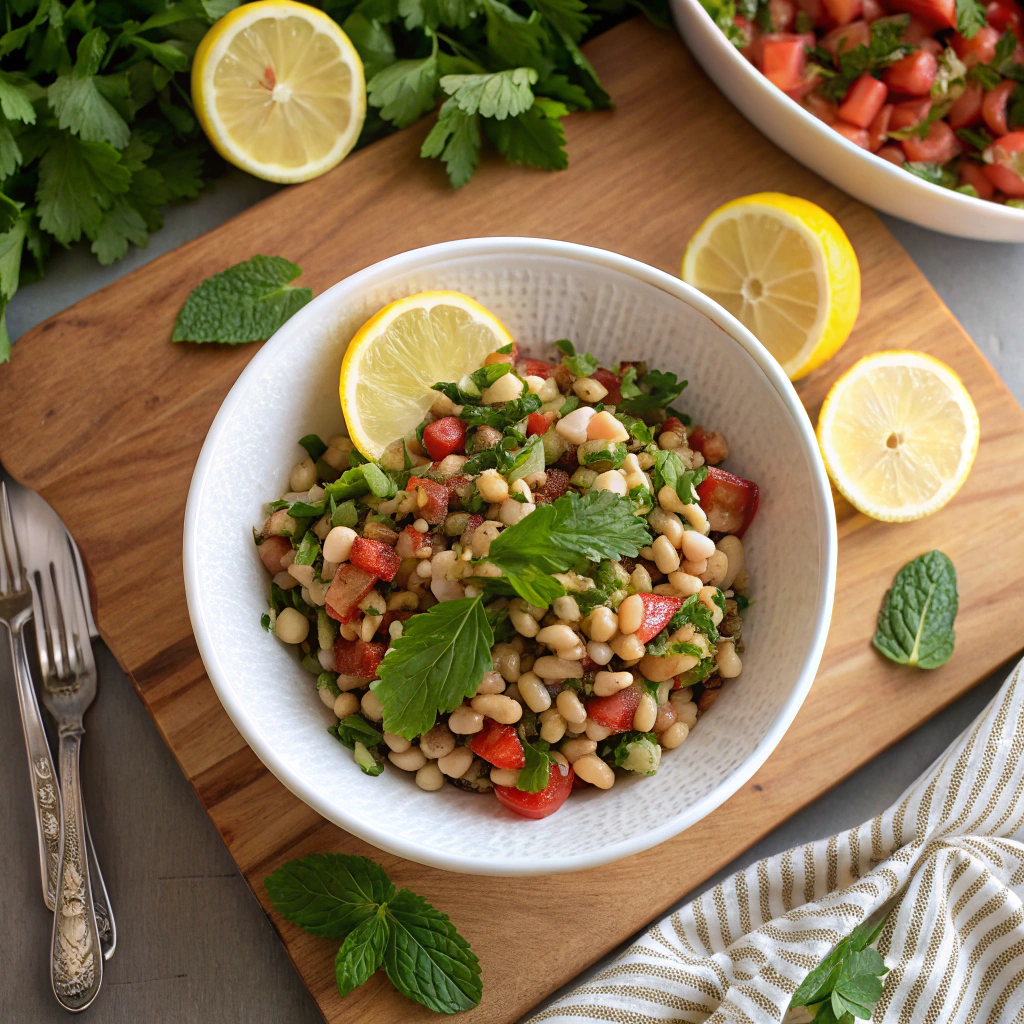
[256,340,759,819]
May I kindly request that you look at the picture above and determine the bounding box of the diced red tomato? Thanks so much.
[838,73,888,128]
[984,132,1024,196]
[821,19,870,55]
[822,0,862,25]
[986,0,1023,33]
[948,81,984,129]
[422,416,467,461]
[591,367,623,404]
[258,535,292,574]
[407,476,449,525]
[883,50,937,95]
[333,638,387,678]
[890,97,932,131]
[804,92,839,123]
[520,358,556,379]
[635,593,684,644]
[902,119,961,163]
[325,564,378,623]
[952,25,1001,66]
[983,80,1016,137]
[696,466,760,537]
[761,35,809,90]
[586,686,642,734]
[959,158,996,198]
[876,144,907,165]
[785,73,824,101]
[469,718,525,769]
[350,537,401,582]
[867,103,893,151]
[796,0,827,27]
[526,412,554,437]
[493,761,574,819]
[833,121,871,147]
[533,466,571,504]
[862,0,885,18]
[887,0,956,28]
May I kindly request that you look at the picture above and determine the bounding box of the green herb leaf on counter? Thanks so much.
[172,256,313,344]
[265,853,481,1012]
[872,550,958,669]
[420,97,482,188]
[441,67,538,119]
[375,595,495,739]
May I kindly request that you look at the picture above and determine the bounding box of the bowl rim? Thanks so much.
[672,0,1024,228]
[182,236,838,876]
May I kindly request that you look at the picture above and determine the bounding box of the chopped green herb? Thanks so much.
[432,363,512,404]
[515,735,555,792]
[299,434,328,462]
[293,531,322,566]
[608,731,661,775]
[617,368,688,415]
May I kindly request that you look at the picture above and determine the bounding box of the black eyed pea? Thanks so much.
[290,457,317,492]
[448,705,485,734]
[476,670,506,695]
[319,686,338,709]
[609,633,646,662]
[659,722,690,749]
[555,689,587,725]
[585,606,619,643]
[360,689,384,722]
[470,693,522,725]
[585,719,612,742]
[586,640,614,666]
[560,737,597,763]
[616,593,644,635]
[551,594,581,622]
[716,535,744,590]
[384,731,412,753]
[701,550,730,589]
[539,708,568,743]
[275,607,309,644]
[389,747,427,772]
[533,656,584,680]
[324,525,357,563]
[537,623,579,650]
[667,571,703,597]
[437,745,475,778]
[518,672,552,713]
[490,767,521,787]
[415,762,446,791]
[632,691,658,733]
[715,638,743,679]
[419,723,456,759]
[573,754,615,789]
[333,692,359,719]
[593,670,634,697]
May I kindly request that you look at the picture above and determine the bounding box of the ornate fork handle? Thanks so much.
[8,623,61,910]
[51,726,103,1012]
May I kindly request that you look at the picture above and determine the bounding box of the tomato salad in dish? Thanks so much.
[700,0,1024,204]
[255,340,757,820]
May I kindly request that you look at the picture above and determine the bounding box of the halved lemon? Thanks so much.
[817,351,980,522]
[192,0,365,184]
[341,292,514,459]
[682,193,860,381]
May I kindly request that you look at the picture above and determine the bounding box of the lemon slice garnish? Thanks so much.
[682,192,860,381]
[817,350,980,522]
[340,292,514,459]
[192,0,365,184]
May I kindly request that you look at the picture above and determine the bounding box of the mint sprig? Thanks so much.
[266,854,481,1014]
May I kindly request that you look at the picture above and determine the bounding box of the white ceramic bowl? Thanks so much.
[183,237,837,876]
[671,0,1024,243]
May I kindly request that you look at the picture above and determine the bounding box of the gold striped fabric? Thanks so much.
[530,658,1024,1023]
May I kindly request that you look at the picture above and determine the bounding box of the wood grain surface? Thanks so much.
[2,17,1023,1024]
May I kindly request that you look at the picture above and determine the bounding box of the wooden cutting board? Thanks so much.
[3,16,1023,1023]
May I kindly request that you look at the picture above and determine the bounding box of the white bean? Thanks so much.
[471,693,523,724]
[593,670,634,696]
[323,526,357,563]
[389,747,427,771]
[537,623,578,649]
[716,639,742,678]
[573,754,615,789]
[717,535,744,590]
[416,762,445,791]
[438,745,474,778]
[555,406,597,445]
[616,593,643,635]
[384,732,411,753]
[555,689,587,725]
[360,690,383,722]
[533,656,584,680]
[448,705,484,734]
[518,672,552,713]
[667,571,703,597]
[275,607,309,644]
[652,535,681,574]
[591,471,627,496]
[681,530,716,562]
[586,640,614,666]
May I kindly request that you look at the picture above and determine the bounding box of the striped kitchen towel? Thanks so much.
[529,656,1024,1024]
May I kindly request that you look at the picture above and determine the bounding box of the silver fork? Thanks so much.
[33,545,104,1011]
[0,482,63,911]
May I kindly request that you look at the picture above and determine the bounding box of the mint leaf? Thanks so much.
[421,96,481,187]
[440,67,537,119]
[375,596,494,739]
[335,911,390,998]
[367,45,439,129]
[264,853,396,938]
[384,888,482,1014]
[516,735,554,792]
[484,97,568,170]
[172,255,313,344]
[955,0,986,38]
[873,550,957,669]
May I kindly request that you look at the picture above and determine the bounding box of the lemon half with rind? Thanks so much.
[682,193,860,381]
[817,350,980,522]
[341,292,514,459]
[192,0,365,184]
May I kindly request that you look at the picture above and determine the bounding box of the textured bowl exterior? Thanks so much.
[183,238,837,876]
[671,0,1024,243]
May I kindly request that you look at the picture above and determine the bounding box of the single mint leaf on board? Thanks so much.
[872,550,958,669]
[375,596,494,739]
[383,888,483,1014]
[172,255,313,344]
[335,912,390,999]
[440,67,537,119]
[264,853,396,938]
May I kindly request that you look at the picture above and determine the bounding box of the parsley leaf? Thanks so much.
[342,12,397,80]
[432,362,511,403]
[484,97,569,170]
[813,16,911,102]
[617,368,687,414]
[459,390,542,428]
[903,160,959,188]
[172,255,313,344]
[955,0,986,39]
[516,735,554,792]
[440,67,538,118]
[527,0,593,41]
[652,450,707,505]
[375,596,494,739]
[367,41,440,129]
[564,349,599,376]
[420,97,481,186]
[872,550,958,669]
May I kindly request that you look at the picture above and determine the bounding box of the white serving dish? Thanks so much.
[670,0,1024,243]
[183,237,837,876]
